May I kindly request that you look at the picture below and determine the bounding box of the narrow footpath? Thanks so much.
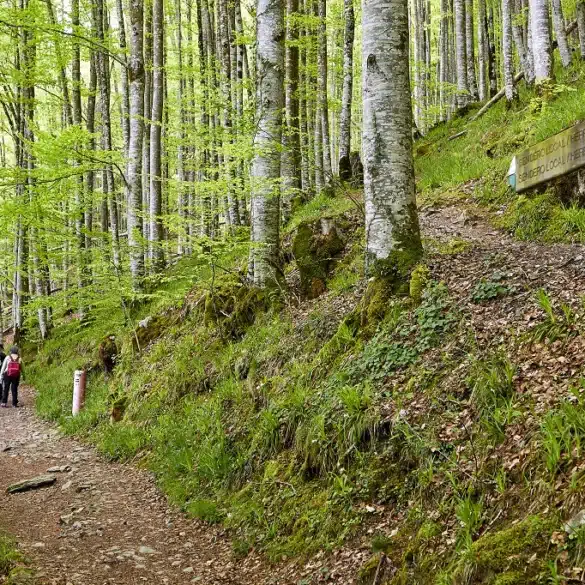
[0,389,365,584]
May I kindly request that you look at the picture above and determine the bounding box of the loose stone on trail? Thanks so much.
[7,474,57,494]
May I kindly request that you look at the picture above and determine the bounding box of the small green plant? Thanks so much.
[529,289,578,344]
[468,353,517,443]
[541,393,585,476]
[471,279,511,303]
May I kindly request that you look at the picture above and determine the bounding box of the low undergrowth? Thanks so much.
[0,533,33,584]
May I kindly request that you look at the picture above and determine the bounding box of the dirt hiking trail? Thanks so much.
[2,205,585,585]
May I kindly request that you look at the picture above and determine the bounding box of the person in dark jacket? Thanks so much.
[1,346,23,408]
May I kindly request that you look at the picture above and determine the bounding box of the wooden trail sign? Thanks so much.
[514,121,585,192]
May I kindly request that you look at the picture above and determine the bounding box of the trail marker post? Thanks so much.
[72,370,87,416]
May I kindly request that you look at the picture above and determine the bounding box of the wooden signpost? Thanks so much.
[512,121,585,192]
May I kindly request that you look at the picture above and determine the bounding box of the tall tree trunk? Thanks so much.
[466,0,478,100]
[487,6,498,96]
[512,0,535,83]
[413,0,426,132]
[127,0,146,289]
[577,1,585,59]
[502,0,518,101]
[362,0,422,273]
[95,0,120,268]
[529,0,552,83]
[317,0,332,185]
[143,0,153,245]
[85,52,97,251]
[551,0,572,67]
[149,0,165,269]
[217,0,240,228]
[454,0,469,107]
[116,0,131,158]
[338,0,354,177]
[439,0,450,119]
[250,0,285,287]
[477,0,488,100]
[282,0,302,218]
[176,0,187,254]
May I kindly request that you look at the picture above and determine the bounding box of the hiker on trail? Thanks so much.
[1,346,23,408]
[0,346,6,370]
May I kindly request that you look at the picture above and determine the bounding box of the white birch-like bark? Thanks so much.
[149,0,164,269]
[282,0,301,216]
[116,0,131,158]
[412,0,426,133]
[551,0,572,68]
[512,0,535,83]
[477,0,488,101]
[529,0,552,83]
[578,2,585,59]
[362,0,422,270]
[250,0,285,287]
[142,3,153,245]
[466,0,478,100]
[338,0,354,174]
[95,0,120,268]
[175,0,187,254]
[317,0,332,183]
[218,0,240,228]
[454,0,469,107]
[502,0,517,101]
[439,0,450,120]
[127,0,146,289]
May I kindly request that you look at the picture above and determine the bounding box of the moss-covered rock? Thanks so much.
[410,264,431,305]
[99,335,118,374]
[292,221,345,299]
[131,314,174,352]
[204,278,268,339]
[451,515,556,584]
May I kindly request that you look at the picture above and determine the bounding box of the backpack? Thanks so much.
[7,358,20,377]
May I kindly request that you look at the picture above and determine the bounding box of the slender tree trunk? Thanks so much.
[317,0,332,184]
[529,0,553,83]
[218,0,240,229]
[439,0,450,119]
[250,0,285,287]
[477,0,488,100]
[466,0,478,100]
[338,0,354,177]
[149,0,164,269]
[95,0,120,268]
[127,0,146,289]
[454,0,469,107]
[282,0,302,218]
[487,6,498,96]
[143,0,153,245]
[512,0,535,83]
[85,52,97,251]
[551,0,572,67]
[502,0,517,101]
[362,0,422,273]
[176,0,187,254]
[116,0,131,158]
[578,2,585,59]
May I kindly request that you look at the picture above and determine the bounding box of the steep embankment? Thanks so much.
[11,68,585,584]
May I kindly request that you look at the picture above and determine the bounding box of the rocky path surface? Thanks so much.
[1,388,365,585]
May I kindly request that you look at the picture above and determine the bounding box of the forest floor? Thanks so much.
[3,202,585,584]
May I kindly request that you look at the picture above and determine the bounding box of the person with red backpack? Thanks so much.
[1,346,23,408]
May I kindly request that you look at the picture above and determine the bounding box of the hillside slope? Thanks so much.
[18,69,585,584]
